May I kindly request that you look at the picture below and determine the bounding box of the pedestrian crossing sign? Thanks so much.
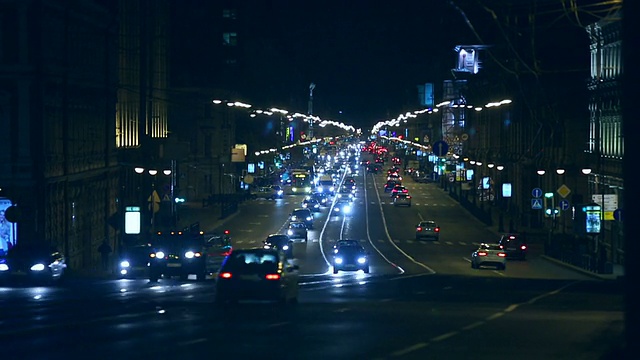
[531,198,543,210]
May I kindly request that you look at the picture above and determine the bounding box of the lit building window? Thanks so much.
[223,32,237,46]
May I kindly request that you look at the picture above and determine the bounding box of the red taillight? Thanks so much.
[220,250,232,256]
[265,274,281,280]
[498,252,507,257]
[407,196,411,199]
[520,245,527,250]
[402,189,408,193]
[224,230,230,235]
[416,227,423,231]
[219,272,232,279]
[434,227,440,232]
[477,251,488,256]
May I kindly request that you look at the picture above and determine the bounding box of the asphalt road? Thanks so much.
[0,166,625,359]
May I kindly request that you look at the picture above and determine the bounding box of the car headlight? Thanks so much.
[302,203,308,208]
[343,205,351,213]
[120,260,130,268]
[338,194,342,198]
[155,251,165,259]
[306,216,312,221]
[287,229,294,235]
[0,264,8,271]
[291,216,297,221]
[334,257,343,264]
[334,207,340,212]
[263,244,271,249]
[277,190,283,195]
[357,257,367,264]
[184,251,195,259]
[31,263,46,271]
[282,245,289,251]
[329,186,335,192]
[334,249,339,254]
[305,187,311,192]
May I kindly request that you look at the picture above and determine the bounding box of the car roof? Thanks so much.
[479,243,503,250]
[267,234,289,239]
[419,220,436,225]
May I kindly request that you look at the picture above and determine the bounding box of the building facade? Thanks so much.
[0,1,119,269]
[585,9,624,267]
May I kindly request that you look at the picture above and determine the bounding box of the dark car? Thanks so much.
[333,243,370,274]
[310,192,330,206]
[384,180,400,192]
[204,230,233,273]
[264,234,294,258]
[117,243,152,278]
[0,243,67,285]
[289,208,313,228]
[215,248,299,304]
[301,197,322,212]
[287,221,308,242]
[148,231,209,282]
[498,233,528,260]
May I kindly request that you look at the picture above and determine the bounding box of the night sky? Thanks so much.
[184,0,605,131]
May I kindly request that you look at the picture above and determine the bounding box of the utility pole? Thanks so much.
[308,83,315,139]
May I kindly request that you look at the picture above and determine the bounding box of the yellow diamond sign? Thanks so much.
[557,184,571,198]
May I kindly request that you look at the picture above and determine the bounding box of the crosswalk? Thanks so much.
[252,199,455,207]
[230,239,486,247]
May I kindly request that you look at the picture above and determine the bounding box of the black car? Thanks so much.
[215,248,299,304]
[289,208,313,228]
[0,243,67,285]
[498,233,528,260]
[148,231,208,282]
[117,243,152,278]
[263,234,294,259]
[332,243,370,274]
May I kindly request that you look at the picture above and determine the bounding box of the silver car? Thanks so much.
[471,243,507,270]
[415,220,440,240]
[393,193,412,207]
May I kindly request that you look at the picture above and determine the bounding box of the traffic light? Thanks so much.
[543,192,559,218]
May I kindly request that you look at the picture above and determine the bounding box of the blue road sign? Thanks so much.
[432,140,449,157]
[531,198,543,209]
[532,188,542,198]
[559,199,570,211]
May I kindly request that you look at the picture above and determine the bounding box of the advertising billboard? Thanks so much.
[0,198,15,255]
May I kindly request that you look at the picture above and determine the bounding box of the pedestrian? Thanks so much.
[98,240,112,271]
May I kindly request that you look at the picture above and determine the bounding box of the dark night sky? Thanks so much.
[196,0,603,131]
[238,1,475,130]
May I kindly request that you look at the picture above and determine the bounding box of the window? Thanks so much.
[222,9,237,19]
[222,32,237,46]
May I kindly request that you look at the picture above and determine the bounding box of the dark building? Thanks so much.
[0,1,119,269]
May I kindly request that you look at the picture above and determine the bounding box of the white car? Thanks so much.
[471,243,507,270]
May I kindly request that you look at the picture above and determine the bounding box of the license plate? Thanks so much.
[167,263,182,268]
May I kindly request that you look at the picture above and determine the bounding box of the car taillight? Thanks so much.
[416,227,422,231]
[265,274,281,280]
[477,251,488,256]
[498,252,507,257]
[219,272,232,279]
[402,189,408,193]
[434,227,440,232]
[220,250,232,256]
[407,196,411,199]
[520,245,527,250]
[224,230,230,235]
